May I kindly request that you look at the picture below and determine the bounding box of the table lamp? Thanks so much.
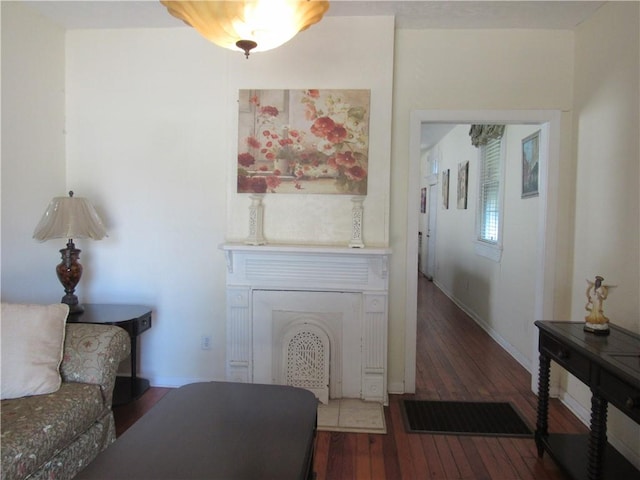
[33,191,107,314]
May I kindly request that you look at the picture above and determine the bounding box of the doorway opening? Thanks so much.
[418,175,438,281]
[405,110,562,394]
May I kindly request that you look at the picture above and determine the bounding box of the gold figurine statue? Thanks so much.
[584,275,612,335]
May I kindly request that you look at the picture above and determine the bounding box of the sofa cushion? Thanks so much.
[0,381,104,480]
[1,303,69,400]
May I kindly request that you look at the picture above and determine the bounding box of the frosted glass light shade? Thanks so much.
[33,192,107,242]
[160,0,329,55]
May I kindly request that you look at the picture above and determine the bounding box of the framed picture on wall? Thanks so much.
[420,187,427,213]
[522,130,540,198]
[442,169,449,209]
[237,89,370,195]
[457,161,469,209]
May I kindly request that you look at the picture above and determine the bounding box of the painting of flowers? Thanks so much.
[237,89,370,194]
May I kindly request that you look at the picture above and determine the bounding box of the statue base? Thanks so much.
[584,321,610,335]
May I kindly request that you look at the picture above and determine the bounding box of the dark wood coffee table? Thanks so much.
[76,382,318,480]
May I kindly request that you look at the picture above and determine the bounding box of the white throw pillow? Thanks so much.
[1,303,69,400]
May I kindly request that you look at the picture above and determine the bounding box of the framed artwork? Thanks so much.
[420,187,427,213]
[457,161,469,209]
[442,169,449,209]
[522,130,540,198]
[237,89,370,195]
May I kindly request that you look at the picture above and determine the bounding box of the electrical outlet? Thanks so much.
[201,335,211,350]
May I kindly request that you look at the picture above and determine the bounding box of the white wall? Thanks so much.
[0,5,395,388]
[1,2,67,303]
[569,1,640,464]
[572,2,639,335]
[225,18,394,246]
[61,16,394,386]
[63,27,231,384]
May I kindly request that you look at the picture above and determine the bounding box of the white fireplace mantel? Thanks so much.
[220,243,392,404]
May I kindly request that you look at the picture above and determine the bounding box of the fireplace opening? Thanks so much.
[253,290,363,402]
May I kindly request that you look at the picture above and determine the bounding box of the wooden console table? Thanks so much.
[535,321,640,480]
[67,304,152,406]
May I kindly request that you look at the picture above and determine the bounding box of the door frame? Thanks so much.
[405,109,562,393]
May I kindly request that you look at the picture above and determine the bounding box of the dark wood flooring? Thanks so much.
[113,276,587,479]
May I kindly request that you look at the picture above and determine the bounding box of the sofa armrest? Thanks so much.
[60,323,130,408]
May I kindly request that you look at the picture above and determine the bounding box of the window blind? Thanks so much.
[479,137,502,243]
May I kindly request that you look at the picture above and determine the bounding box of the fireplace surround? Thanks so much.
[221,243,391,404]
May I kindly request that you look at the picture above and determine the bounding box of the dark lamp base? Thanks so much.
[56,239,84,316]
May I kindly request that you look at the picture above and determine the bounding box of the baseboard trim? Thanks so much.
[387,381,405,395]
[146,376,213,388]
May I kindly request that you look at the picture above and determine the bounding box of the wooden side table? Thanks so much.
[67,304,152,406]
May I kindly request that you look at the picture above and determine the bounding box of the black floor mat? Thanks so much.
[401,400,533,437]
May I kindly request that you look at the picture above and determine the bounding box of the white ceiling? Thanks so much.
[22,1,606,30]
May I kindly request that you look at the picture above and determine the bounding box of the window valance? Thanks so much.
[469,125,505,147]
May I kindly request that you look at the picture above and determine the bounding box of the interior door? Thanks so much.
[425,180,438,281]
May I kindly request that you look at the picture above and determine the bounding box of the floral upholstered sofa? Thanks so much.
[1,303,130,480]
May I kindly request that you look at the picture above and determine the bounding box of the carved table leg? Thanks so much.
[587,393,608,480]
[535,353,551,457]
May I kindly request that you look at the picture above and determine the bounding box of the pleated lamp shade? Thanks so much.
[33,192,107,242]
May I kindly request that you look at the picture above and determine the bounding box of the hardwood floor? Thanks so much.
[113,276,587,479]
[113,386,172,438]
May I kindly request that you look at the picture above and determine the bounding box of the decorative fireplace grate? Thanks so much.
[285,329,329,403]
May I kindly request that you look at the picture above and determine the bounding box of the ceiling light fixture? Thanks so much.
[160,0,330,59]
